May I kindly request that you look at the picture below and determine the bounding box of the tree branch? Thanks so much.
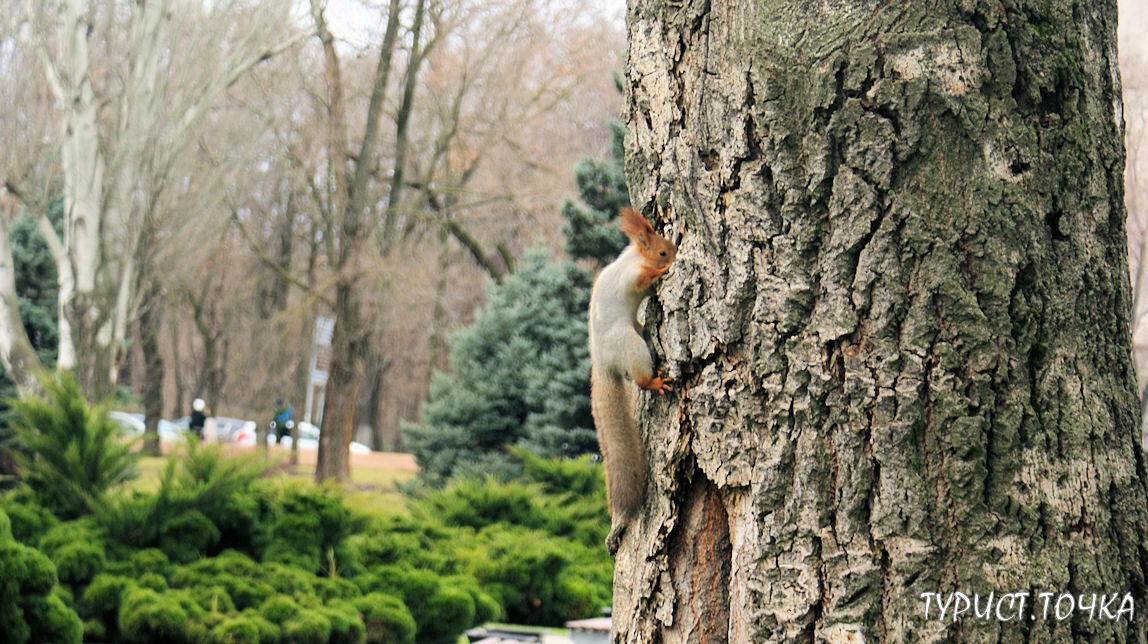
[229,209,334,309]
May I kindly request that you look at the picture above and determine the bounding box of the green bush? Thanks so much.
[10,372,138,519]
[96,442,266,559]
[212,615,262,644]
[315,575,361,602]
[39,520,108,586]
[419,586,475,644]
[264,485,363,575]
[320,603,366,644]
[1,540,57,596]
[355,564,438,609]
[83,617,106,640]
[159,510,221,564]
[445,575,502,624]
[22,592,83,644]
[128,547,170,575]
[0,532,82,644]
[259,594,300,623]
[0,498,56,544]
[352,593,415,644]
[281,609,331,644]
[189,583,235,614]
[413,476,542,530]
[117,587,188,643]
[169,551,275,611]
[51,540,107,586]
[464,524,608,625]
[249,611,281,643]
[138,571,168,591]
[80,573,133,620]
[263,561,317,597]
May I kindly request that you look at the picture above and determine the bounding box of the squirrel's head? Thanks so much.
[619,207,676,270]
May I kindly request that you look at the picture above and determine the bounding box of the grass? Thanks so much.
[128,444,417,497]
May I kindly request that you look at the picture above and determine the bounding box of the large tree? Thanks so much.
[614,0,1148,641]
[8,0,300,399]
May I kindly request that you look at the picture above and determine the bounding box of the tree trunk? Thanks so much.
[65,291,117,399]
[138,283,164,456]
[617,0,1148,641]
[316,283,365,484]
[312,0,403,482]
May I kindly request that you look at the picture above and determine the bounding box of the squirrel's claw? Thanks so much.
[637,374,672,395]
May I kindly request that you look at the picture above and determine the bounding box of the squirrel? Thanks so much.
[589,207,676,555]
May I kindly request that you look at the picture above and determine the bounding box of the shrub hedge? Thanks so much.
[0,379,612,643]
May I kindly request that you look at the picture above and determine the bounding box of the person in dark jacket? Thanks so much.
[189,398,210,440]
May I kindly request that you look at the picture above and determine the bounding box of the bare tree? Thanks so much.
[9,0,302,398]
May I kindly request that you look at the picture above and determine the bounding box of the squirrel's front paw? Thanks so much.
[637,374,672,395]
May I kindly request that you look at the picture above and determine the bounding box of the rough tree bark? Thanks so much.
[616,0,1148,641]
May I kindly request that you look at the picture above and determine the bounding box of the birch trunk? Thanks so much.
[617,0,1148,641]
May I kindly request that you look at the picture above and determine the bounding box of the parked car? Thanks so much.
[214,417,258,442]
[234,421,371,453]
[109,411,186,443]
[159,416,254,442]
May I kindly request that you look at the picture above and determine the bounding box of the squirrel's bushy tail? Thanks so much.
[591,367,648,552]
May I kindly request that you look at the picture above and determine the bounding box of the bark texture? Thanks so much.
[618,0,1148,641]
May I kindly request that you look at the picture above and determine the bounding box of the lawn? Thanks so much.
[131,443,418,496]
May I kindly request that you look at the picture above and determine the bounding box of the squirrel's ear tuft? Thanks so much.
[619,208,653,245]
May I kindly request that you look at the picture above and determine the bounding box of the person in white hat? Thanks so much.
[190,398,210,440]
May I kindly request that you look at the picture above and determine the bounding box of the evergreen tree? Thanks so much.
[404,252,594,482]
[406,118,632,482]
[560,120,630,266]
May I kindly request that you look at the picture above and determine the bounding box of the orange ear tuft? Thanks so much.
[618,208,653,245]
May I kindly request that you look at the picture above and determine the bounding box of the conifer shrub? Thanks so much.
[39,524,107,586]
[0,496,57,544]
[249,612,281,642]
[21,592,83,644]
[419,585,476,644]
[314,575,361,602]
[258,594,300,623]
[80,573,133,630]
[117,587,191,643]
[412,476,543,530]
[444,574,503,625]
[263,484,362,575]
[158,509,221,564]
[318,603,366,644]
[188,583,235,614]
[351,593,415,644]
[463,523,609,625]
[212,615,262,644]
[263,561,318,597]
[0,520,82,644]
[10,372,138,519]
[280,609,331,644]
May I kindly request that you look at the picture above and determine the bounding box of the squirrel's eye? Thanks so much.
[659,251,666,257]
